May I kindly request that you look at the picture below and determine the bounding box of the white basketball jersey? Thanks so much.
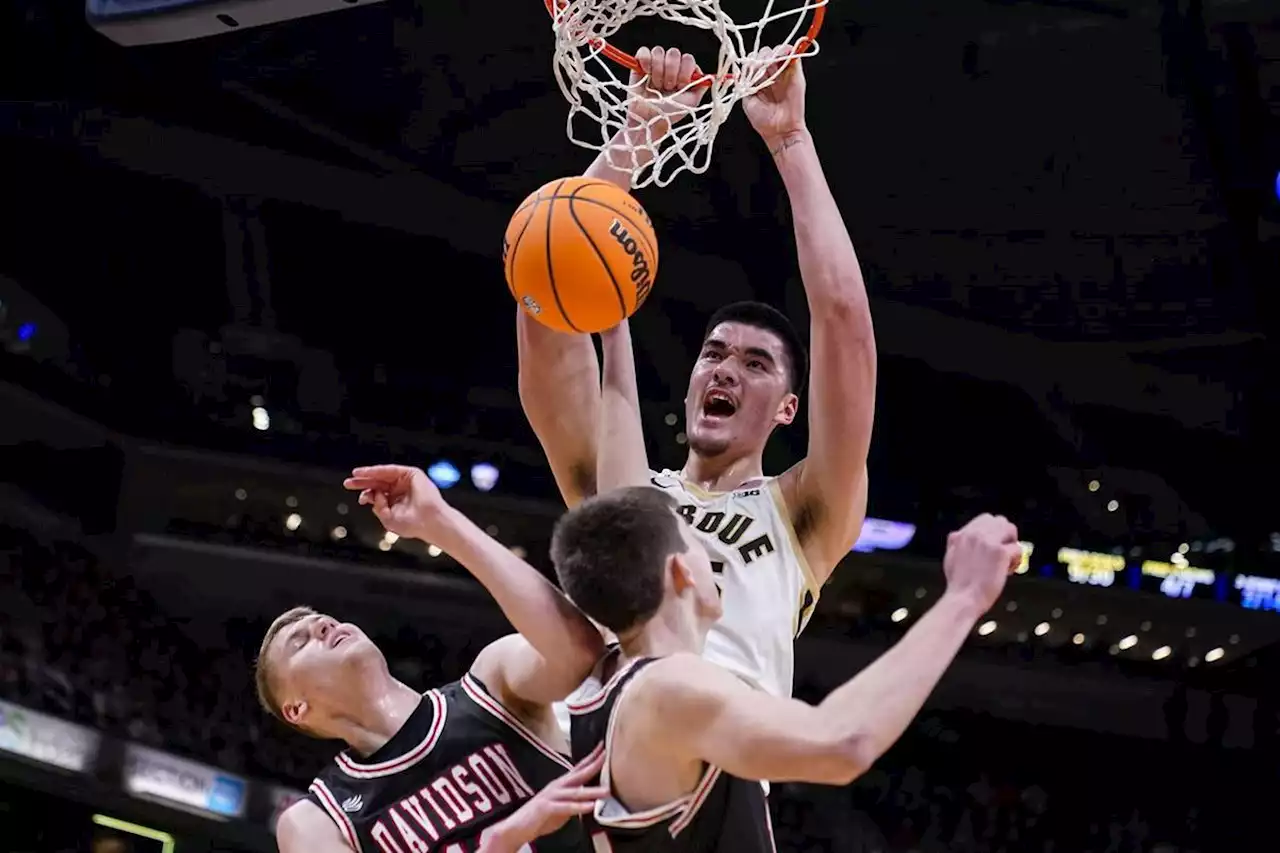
[648,468,821,699]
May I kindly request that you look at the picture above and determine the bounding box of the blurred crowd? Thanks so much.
[0,524,1266,852]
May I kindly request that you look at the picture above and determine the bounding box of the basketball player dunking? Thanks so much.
[266,465,608,853]
[550,487,1022,851]
[519,46,875,703]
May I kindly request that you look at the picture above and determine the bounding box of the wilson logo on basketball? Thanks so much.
[608,219,653,304]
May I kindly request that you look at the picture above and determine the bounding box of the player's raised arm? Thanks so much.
[517,48,707,508]
[745,48,876,580]
[343,465,604,704]
[626,515,1021,785]
[516,312,602,509]
[597,321,651,490]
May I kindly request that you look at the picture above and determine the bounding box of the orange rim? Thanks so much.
[544,0,826,80]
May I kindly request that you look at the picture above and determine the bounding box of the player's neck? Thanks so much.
[338,676,423,757]
[618,604,703,661]
[681,450,765,494]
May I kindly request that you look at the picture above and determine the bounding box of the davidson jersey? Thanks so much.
[306,673,584,853]
[567,652,775,853]
[648,469,820,699]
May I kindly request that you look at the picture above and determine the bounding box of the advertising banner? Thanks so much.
[0,698,100,772]
[123,744,247,819]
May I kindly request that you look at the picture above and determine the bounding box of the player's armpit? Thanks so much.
[778,460,869,584]
[471,633,592,718]
[516,308,601,508]
[276,799,353,853]
[627,654,868,786]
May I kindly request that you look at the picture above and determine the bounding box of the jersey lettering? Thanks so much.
[370,745,536,852]
[676,505,777,562]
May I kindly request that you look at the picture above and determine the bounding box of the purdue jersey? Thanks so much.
[649,469,820,699]
[306,673,584,853]
[567,651,775,853]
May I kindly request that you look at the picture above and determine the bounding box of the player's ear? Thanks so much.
[282,698,308,726]
[775,391,798,426]
[668,551,697,595]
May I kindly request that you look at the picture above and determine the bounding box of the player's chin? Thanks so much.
[687,420,734,456]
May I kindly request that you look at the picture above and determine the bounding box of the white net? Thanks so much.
[549,0,827,188]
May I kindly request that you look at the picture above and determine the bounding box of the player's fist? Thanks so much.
[626,46,707,131]
[741,44,808,148]
[940,513,1022,614]
[342,464,446,542]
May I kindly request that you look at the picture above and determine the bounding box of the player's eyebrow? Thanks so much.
[743,346,777,365]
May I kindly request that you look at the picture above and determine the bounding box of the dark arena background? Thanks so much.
[2,0,1279,849]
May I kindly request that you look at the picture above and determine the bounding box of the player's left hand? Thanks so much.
[477,746,607,853]
[342,464,445,542]
[741,45,808,150]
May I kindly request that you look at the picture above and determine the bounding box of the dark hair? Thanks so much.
[703,301,808,395]
[551,487,687,635]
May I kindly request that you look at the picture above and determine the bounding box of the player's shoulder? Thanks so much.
[277,797,349,852]
[628,653,736,706]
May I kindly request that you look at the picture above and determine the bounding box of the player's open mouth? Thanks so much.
[701,389,738,420]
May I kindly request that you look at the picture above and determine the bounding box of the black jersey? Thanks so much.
[306,673,585,853]
[566,651,776,853]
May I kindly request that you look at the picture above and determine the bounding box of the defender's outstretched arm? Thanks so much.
[344,465,604,707]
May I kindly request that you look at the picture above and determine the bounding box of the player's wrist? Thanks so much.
[934,588,991,626]
[765,127,810,158]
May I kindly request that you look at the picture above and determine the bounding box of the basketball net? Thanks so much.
[548,0,827,188]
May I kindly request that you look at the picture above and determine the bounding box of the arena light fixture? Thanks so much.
[470,462,499,492]
[890,607,908,623]
[427,461,461,489]
[92,815,174,853]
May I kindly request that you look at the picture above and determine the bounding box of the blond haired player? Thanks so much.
[266,465,606,853]
[520,46,875,702]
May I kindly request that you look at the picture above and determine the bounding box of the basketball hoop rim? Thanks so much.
[543,0,826,81]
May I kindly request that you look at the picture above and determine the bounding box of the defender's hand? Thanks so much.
[342,465,445,542]
[478,747,607,852]
[741,45,808,149]
[941,513,1023,615]
[626,47,708,132]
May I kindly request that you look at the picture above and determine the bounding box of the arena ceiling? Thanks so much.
[0,0,1277,553]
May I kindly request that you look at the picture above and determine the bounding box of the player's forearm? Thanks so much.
[517,309,601,507]
[772,131,872,321]
[585,123,662,191]
[598,322,651,490]
[819,592,983,775]
[425,504,604,671]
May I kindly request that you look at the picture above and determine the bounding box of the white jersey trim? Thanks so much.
[592,661,723,838]
[765,478,820,601]
[309,778,362,852]
[334,689,446,779]
[460,672,573,769]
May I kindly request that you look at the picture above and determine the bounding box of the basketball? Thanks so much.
[503,176,659,334]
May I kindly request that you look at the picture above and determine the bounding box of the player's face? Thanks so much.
[266,613,384,730]
[685,322,798,459]
[676,518,724,624]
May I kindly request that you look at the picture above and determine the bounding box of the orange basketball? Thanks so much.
[503,176,659,334]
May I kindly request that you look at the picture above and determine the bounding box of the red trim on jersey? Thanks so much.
[335,690,447,779]
[460,673,572,769]
[309,778,362,852]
